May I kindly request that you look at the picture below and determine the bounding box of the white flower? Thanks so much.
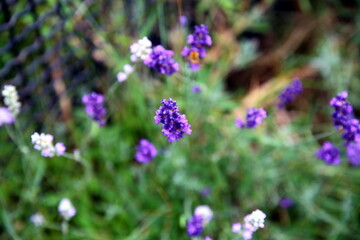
[117,64,134,82]
[244,209,266,230]
[31,132,65,157]
[130,37,152,62]
[2,85,21,117]
[123,64,134,74]
[194,205,213,225]
[30,213,45,227]
[58,198,76,221]
[117,72,127,82]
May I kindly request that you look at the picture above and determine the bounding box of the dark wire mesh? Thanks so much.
[0,0,106,124]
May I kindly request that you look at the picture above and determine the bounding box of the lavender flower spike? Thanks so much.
[154,98,192,142]
[316,142,341,165]
[186,214,203,237]
[82,92,107,126]
[144,45,179,76]
[277,78,302,108]
[246,108,267,128]
[187,24,212,57]
[135,139,157,163]
[329,91,353,130]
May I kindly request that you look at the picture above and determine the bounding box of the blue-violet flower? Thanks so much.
[316,142,341,165]
[144,45,179,75]
[277,78,302,108]
[135,139,157,163]
[346,143,360,167]
[82,92,107,126]
[154,98,192,142]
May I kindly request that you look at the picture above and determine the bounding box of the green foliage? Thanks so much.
[1,0,360,240]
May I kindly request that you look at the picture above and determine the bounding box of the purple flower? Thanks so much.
[329,92,360,145]
[277,78,302,108]
[346,143,360,167]
[135,139,157,163]
[316,142,341,165]
[0,107,14,126]
[342,118,360,145]
[245,108,267,128]
[203,237,212,240]
[192,85,201,94]
[154,98,192,142]
[235,117,245,129]
[279,197,294,209]
[144,45,179,76]
[182,46,201,71]
[200,187,211,197]
[82,92,107,126]
[329,91,353,130]
[187,24,212,56]
[186,214,203,237]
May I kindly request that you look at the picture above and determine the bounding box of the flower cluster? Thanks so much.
[235,108,267,129]
[130,37,152,62]
[135,139,157,163]
[2,85,21,117]
[277,78,303,108]
[232,209,266,240]
[58,198,76,221]
[186,205,213,237]
[31,132,66,157]
[182,24,212,71]
[154,98,192,142]
[82,92,107,126]
[117,64,134,82]
[329,91,360,144]
[316,142,341,165]
[144,45,179,75]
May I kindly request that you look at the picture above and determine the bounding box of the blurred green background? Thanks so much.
[1,0,360,239]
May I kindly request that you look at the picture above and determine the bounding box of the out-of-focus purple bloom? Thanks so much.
[279,197,294,209]
[0,107,14,126]
[277,78,302,108]
[329,91,353,130]
[316,142,341,165]
[55,143,66,156]
[203,237,212,240]
[346,143,360,167]
[235,117,245,129]
[200,187,211,197]
[187,24,212,56]
[154,98,192,142]
[182,25,212,71]
[182,46,201,71]
[192,85,201,94]
[179,15,187,26]
[194,205,213,224]
[186,214,203,237]
[245,108,267,128]
[144,45,179,76]
[135,139,157,163]
[82,92,107,126]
